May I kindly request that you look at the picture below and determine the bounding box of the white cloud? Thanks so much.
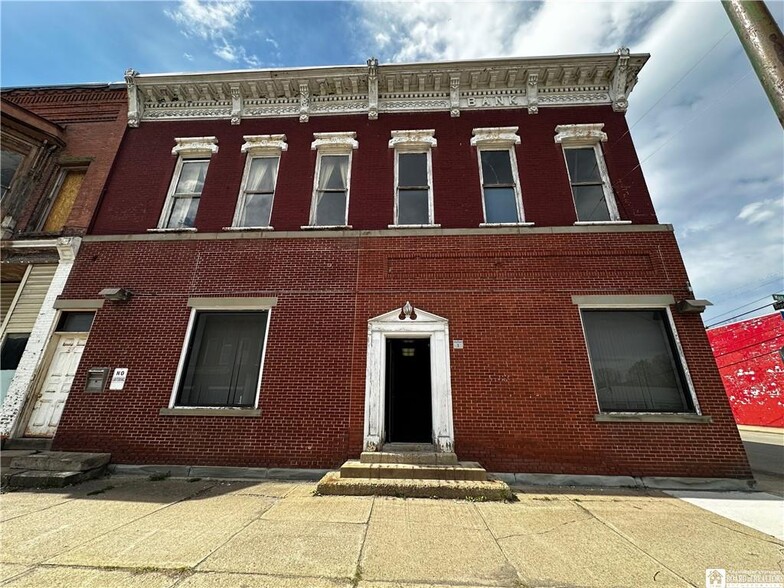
[165,0,260,66]
[183,52,194,61]
[353,0,784,323]
[738,199,783,224]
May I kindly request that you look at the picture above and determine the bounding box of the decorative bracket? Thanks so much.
[125,68,142,128]
[230,84,243,125]
[367,57,379,120]
[609,47,632,112]
[526,70,539,114]
[299,82,310,123]
[449,75,461,117]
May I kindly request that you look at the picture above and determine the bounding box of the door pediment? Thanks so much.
[368,306,448,325]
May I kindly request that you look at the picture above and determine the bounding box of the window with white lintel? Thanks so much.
[305,132,357,229]
[389,130,438,228]
[230,135,287,229]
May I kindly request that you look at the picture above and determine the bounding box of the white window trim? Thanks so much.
[389,130,436,228]
[308,132,357,228]
[229,135,287,230]
[168,297,276,411]
[572,295,702,417]
[471,127,529,226]
[157,137,218,230]
[555,124,620,224]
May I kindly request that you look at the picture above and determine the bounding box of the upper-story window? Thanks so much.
[471,127,529,226]
[0,150,24,201]
[554,124,621,224]
[306,132,357,229]
[157,137,218,230]
[389,130,437,227]
[36,166,87,233]
[230,135,287,229]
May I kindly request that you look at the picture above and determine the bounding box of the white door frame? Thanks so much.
[364,306,454,452]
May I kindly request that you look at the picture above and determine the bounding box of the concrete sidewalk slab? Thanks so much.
[261,495,373,524]
[0,563,31,583]
[667,490,784,540]
[49,493,275,569]
[221,481,300,498]
[198,518,365,579]
[2,565,180,587]
[177,571,351,587]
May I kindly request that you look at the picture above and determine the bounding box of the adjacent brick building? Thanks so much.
[0,85,127,439]
[707,312,784,428]
[37,52,750,479]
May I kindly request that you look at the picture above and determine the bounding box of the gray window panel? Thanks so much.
[166,196,200,228]
[177,311,268,407]
[565,148,601,183]
[1,150,23,197]
[56,312,94,332]
[484,187,519,223]
[242,192,273,226]
[573,185,611,221]
[398,153,428,187]
[582,310,693,413]
[398,189,429,224]
[246,158,277,193]
[318,155,349,190]
[481,150,514,185]
[315,191,347,225]
[0,334,29,406]
[175,160,208,195]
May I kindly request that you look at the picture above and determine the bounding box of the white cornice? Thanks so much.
[171,136,219,156]
[388,129,437,149]
[471,126,521,147]
[127,49,649,126]
[241,134,287,154]
[311,131,358,151]
[554,123,607,145]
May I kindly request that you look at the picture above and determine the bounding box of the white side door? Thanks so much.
[24,334,87,437]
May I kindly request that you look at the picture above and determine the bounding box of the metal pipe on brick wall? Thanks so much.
[722,0,784,128]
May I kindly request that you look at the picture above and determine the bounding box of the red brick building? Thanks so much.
[0,85,126,440]
[707,312,784,428]
[45,53,750,479]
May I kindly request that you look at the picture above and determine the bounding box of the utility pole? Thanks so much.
[722,0,784,128]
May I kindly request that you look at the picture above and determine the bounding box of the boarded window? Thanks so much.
[41,169,87,232]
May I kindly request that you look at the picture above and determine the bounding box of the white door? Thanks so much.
[25,335,87,437]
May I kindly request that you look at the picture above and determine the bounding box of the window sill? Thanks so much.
[387,224,442,229]
[300,225,353,230]
[574,220,632,226]
[222,226,274,231]
[479,222,535,228]
[147,227,198,233]
[160,407,260,417]
[594,413,712,424]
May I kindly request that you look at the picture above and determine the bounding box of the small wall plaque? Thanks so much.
[85,368,109,393]
[453,340,464,349]
[109,367,129,391]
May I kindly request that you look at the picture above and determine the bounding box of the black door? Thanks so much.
[385,338,432,443]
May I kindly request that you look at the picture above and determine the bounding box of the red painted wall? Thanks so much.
[708,313,784,428]
[90,106,657,235]
[52,230,750,478]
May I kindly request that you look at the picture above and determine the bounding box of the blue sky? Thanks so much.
[2,1,783,326]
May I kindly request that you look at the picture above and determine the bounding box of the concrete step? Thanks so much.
[360,451,458,465]
[340,460,487,481]
[4,467,106,489]
[4,438,52,451]
[381,443,436,452]
[1,450,38,469]
[317,471,512,501]
[9,451,111,472]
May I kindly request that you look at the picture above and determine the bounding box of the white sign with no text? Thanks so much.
[109,368,128,390]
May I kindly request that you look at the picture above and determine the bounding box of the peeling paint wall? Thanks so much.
[707,313,784,428]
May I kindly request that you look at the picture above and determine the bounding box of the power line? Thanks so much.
[706,302,780,329]
[709,275,784,303]
[714,332,784,359]
[717,348,782,370]
[707,292,782,322]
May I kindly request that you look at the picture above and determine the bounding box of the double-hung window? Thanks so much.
[157,137,218,230]
[471,127,529,225]
[389,130,437,227]
[231,135,286,229]
[576,297,699,414]
[555,124,621,224]
[307,132,357,228]
[171,298,275,409]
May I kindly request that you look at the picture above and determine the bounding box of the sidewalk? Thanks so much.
[1,475,782,587]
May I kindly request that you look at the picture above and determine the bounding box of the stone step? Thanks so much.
[1,450,38,469]
[381,443,436,453]
[317,472,512,501]
[360,451,458,465]
[340,460,487,481]
[4,467,106,489]
[9,451,111,472]
[4,438,52,451]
